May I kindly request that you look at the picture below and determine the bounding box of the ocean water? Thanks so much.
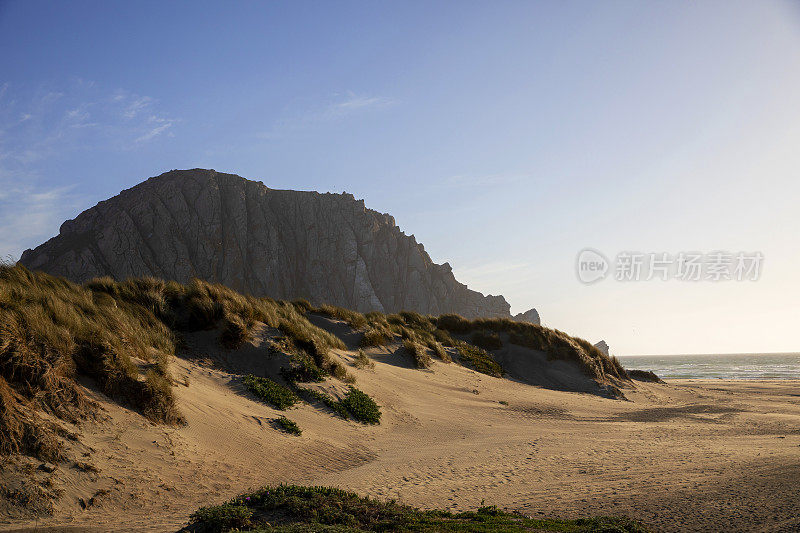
[617,352,800,380]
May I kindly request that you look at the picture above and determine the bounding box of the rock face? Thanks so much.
[20,169,514,318]
[594,340,610,356]
[513,308,541,325]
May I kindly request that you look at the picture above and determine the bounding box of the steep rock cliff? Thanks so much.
[20,169,515,318]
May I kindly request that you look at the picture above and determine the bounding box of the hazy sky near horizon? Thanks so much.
[1,1,799,355]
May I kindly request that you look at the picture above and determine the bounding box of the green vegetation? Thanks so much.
[295,387,349,419]
[280,351,328,383]
[243,375,299,410]
[341,387,381,424]
[295,386,380,424]
[274,416,301,435]
[187,484,648,532]
[190,501,253,531]
[452,340,504,377]
[1,261,627,462]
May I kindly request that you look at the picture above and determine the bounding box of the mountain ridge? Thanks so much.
[20,169,537,320]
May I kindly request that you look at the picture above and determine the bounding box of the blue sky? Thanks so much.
[2,0,799,354]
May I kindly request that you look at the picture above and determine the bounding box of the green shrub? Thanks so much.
[188,484,648,532]
[243,375,299,410]
[274,416,301,435]
[295,387,349,419]
[296,386,381,424]
[454,341,503,377]
[341,386,381,424]
[190,502,253,531]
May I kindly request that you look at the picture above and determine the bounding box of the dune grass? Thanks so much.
[312,304,368,329]
[470,329,503,351]
[436,314,627,381]
[353,349,374,370]
[402,338,432,369]
[0,265,356,460]
[2,263,627,461]
[309,307,627,381]
[186,484,648,532]
[0,265,181,460]
[627,369,664,383]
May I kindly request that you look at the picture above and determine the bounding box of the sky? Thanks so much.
[1,0,799,355]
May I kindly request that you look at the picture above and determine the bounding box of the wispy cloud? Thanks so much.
[326,93,394,116]
[123,95,153,119]
[260,92,395,139]
[0,80,177,257]
[0,80,176,164]
[0,178,85,260]
[135,119,172,143]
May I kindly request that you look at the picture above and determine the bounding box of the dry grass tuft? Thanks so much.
[313,304,368,330]
[402,339,431,369]
[353,350,374,370]
[470,330,503,351]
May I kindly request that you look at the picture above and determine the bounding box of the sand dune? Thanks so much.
[2,322,799,532]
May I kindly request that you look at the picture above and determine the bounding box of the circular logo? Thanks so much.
[576,248,609,284]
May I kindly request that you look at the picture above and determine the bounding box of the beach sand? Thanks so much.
[2,340,799,532]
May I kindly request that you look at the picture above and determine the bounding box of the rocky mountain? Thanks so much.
[594,340,610,356]
[513,308,541,325]
[20,169,537,319]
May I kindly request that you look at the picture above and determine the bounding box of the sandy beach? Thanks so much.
[3,333,798,533]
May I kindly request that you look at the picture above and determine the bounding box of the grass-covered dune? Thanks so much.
[0,265,346,460]
[310,304,628,382]
[184,484,648,532]
[1,264,629,463]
